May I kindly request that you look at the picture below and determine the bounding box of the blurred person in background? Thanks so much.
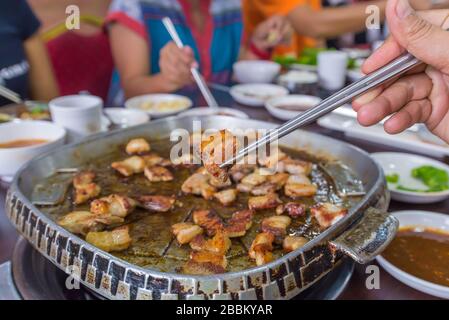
[106,0,290,106]
[0,0,58,107]
[242,0,447,58]
[28,0,113,101]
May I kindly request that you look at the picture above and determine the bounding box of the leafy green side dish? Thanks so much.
[273,47,356,69]
[387,165,449,193]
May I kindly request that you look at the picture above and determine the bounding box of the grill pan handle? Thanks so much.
[329,207,399,264]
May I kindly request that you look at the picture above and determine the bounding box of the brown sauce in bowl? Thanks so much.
[382,227,449,287]
[0,139,48,148]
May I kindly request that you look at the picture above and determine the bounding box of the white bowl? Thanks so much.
[0,121,66,177]
[265,95,322,121]
[376,210,449,299]
[104,108,150,128]
[125,94,192,118]
[233,60,281,84]
[178,107,248,119]
[371,152,449,203]
[230,84,288,107]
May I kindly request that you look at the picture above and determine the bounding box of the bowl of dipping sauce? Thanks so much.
[233,60,281,84]
[0,120,66,178]
[265,94,322,120]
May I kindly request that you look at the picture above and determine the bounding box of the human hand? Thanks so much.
[159,41,196,91]
[353,0,449,143]
[251,15,292,52]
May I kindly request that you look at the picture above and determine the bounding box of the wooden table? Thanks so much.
[0,89,447,299]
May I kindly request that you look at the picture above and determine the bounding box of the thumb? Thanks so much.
[387,0,449,73]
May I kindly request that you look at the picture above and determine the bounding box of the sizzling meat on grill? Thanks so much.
[57,211,123,235]
[111,156,146,176]
[136,195,175,212]
[171,222,204,245]
[248,193,282,210]
[85,226,132,252]
[213,188,238,206]
[223,209,254,237]
[144,165,174,182]
[310,203,348,229]
[261,215,291,242]
[276,202,306,218]
[90,194,137,218]
[284,174,317,198]
[283,236,308,252]
[181,172,216,200]
[192,210,223,236]
[126,138,151,155]
[72,171,101,205]
[189,230,231,254]
[249,232,275,266]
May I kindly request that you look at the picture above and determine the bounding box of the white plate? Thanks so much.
[376,210,449,299]
[125,94,192,118]
[371,152,449,203]
[317,113,449,157]
[265,95,321,121]
[104,108,150,128]
[178,107,248,119]
[230,84,288,107]
[290,64,318,72]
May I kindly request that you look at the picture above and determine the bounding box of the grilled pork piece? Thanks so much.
[241,169,267,186]
[250,182,277,196]
[125,138,150,155]
[229,164,256,183]
[236,182,253,193]
[261,215,291,241]
[189,230,231,254]
[90,194,137,218]
[284,174,317,198]
[248,193,281,211]
[111,156,146,176]
[249,232,275,266]
[267,172,289,189]
[276,202,306,218]
[171,222,203,245]
[85,226,132,252]
[257,148,287,170]
[141,153,165,167]
[282,158,313,175]
[144,166,174,182]
[181,172,216,200]
[73,171,101,205]
[199,130,239,183]
[181,260,226,275]
[223,209,254,237]
[310,203,348,229]
[136,195,175,212]
[283,236,308,252]
[213,189,238,206]
[57,211,124,235]
[192,210,223,236]
[190,250,227,269]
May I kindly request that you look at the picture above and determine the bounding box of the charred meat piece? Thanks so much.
[144,166,174,182]
[209,176,232,189]
[111,156,146,177]
[192,210,223,236]
[283,236,308,253]
[125,138,151,155]
[181,172,216,200]
[249,232,275,266]
[171,222,203,245]
[267,172,290,189]
[136,195,175,212]
[223,209,254,238]
[57,211,124,236]
[248,193,281,211]
[261,215,291,242]
[141,153,165,167]
[214,189,238,206]
[90,194,137,218]
[85,226,132,252]
[73,171,101,205]
[310,203,348,229]
[282,158,313,175]
[189,230,231,254]
[276,202,306,218]
[284,174,317,198]
[251,182,277,196]
[199,130,239,183]
[190,250,227,269]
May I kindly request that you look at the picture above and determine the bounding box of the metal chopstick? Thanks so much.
[162,17,219,108]
[221,52,421,167]
[0,84,23,104]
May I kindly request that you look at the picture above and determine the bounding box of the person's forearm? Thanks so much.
[288,1,386,39]
[121,73,175,98]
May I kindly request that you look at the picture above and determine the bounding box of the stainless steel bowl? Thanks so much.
[5,116,396,300]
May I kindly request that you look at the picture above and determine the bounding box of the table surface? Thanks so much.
[1,87,447,300]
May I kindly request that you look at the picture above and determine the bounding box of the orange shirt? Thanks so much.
[242,0,321,57]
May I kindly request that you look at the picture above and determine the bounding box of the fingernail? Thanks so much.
[192,61,199,69]
[396,0,413,20]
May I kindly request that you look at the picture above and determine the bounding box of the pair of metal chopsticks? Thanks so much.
[0,84,23,105]
[221,52,422,167]
[162,17,219,108]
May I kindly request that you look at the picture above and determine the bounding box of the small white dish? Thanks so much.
[371,152,449,203]
[104,108,150,128]
[417,125,448,147]
[376,210,449,299]
[0,120,66,178]
[265,95,321,121]
[230,84,288,107]
[178,107,248,119]
[125,94,192,118]
[290,64,317,72]
[233,60,281,84]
